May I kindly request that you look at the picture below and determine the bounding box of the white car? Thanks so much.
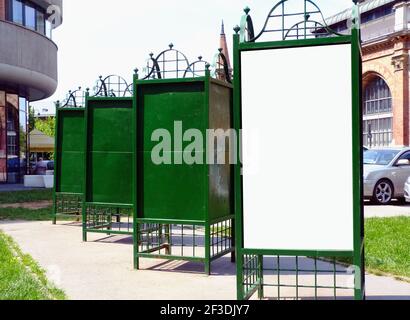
[364,148,410,205]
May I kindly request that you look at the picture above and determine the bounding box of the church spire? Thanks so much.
[221,20,225,35]
[219,19,232,78]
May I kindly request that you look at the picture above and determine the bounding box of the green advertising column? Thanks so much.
[82,76,135,241]
[233,1,364,300]
[53,89,86,224]
[133,47,235,274]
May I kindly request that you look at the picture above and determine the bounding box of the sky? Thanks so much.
[31,0,354,112]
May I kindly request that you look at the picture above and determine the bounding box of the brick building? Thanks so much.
[328,0,410,148]
[0,0,62,183]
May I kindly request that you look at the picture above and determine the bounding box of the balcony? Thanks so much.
[0,19,58,101]
[361,13,396,43]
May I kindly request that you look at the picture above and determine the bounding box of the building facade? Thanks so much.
[328,0,410,148]
[0,0,62,183]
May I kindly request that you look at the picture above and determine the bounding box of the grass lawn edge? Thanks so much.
[0,230,67,300]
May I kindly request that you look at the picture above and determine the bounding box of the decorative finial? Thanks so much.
[169,43,174,49]
[86,88,90,92]
[221,20,225,35]
[305,14,311,21]
[218,48,223,53]
[68,90,72,94]
[234,25,240,34]
[99,75,102,79]
[149,52,154,58]
[198,56,203,61]
[134,68,139,75]
[244,7,250,15]
[205,63,211,70]
[78,86,82,91]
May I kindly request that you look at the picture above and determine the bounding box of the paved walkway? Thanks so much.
[0,184,42,192]
[365,202,410,218]
[1,220,409,300]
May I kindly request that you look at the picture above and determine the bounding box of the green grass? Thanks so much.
[0,189,52,204]
[0,207,55,221]
[0,231,66,300]
[365,216,410,279]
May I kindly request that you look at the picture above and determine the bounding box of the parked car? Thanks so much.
[34,160,54,175]
[363,148,410,205]
[404,177,410,203]
[47,161,54,171]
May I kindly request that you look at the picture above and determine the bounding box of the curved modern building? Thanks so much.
[0,0,62,183]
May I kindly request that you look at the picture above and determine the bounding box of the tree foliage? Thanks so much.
[34,117,55,137]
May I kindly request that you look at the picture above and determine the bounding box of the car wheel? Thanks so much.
[373,180,394,205]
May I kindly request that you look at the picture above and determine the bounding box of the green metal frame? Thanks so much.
[82,95,135,241]
[133,69,235,275]
[233,5,364,300]
[53,103,85,224]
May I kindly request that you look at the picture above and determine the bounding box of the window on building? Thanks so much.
[7,135,17,157]
[6,0,49,37]
[0,91,6,183]
[11,0,23,25]
[361,5,394,24]
[19,98,28,177]
[24,3,36,30]
[36,11,45,34]
[363,77,393,148]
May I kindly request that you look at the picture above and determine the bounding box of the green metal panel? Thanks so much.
[208,80,233,221]
[55,110,85,194]
[85,98,133,205]
[142,154,207,220]
[136,81,207,221]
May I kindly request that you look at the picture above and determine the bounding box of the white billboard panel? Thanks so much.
[241,44,354,251]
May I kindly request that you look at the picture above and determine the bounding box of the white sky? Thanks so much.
[31,0,353,112]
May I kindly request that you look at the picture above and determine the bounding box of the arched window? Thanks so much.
[363,77,393,148]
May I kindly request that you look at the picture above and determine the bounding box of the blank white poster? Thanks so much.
[241,44,354,251]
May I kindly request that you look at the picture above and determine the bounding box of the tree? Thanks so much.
[34,117,55,137]
[28,106,35,132]
[28,106,56,160]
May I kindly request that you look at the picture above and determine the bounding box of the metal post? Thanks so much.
[233,26,245,300]
[204,223,211,275]
[52,102,60,225]
[257,255,264,300]
[231,218,236,263]
[351,6,365,300]
[133,71,139,270]
[82,89,90,243]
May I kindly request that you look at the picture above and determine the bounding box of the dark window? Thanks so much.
[36,11,45,34]
[6,108,16,132]
[24,3,36,30]
[6,0,48,37]
[363,77,393,148]
[12,0,23,25]
[361,5,394,24]
[7,135,17,157]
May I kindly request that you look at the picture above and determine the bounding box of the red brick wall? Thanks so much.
[0,0,5,20]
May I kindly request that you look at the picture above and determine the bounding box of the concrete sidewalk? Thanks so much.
[365,202,410,218]
[0,184,43,192]
[1,220,409,300]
